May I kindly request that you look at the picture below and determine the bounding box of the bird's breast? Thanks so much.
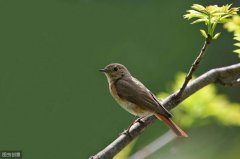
[109,83,151,117]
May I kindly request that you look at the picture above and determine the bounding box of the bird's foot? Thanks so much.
[134,117,145,124]
[119,117,145,138]
[119,129,133,138]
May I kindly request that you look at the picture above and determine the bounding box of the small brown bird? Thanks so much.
[99,63,187,137]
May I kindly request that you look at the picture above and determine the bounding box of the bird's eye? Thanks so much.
[113,67,118,71]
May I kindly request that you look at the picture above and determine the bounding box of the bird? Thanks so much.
[99,63,187,137]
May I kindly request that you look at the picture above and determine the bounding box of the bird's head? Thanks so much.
[99,63,131,82]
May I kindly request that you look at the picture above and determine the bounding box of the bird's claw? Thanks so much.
[119,117,144,138]
[120,129,133,138]
[134,117,145,124]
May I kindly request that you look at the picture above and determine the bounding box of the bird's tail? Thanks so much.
[154,113,188,137]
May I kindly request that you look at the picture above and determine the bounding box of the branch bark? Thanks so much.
[90,63,240,159]
[177,40,210,97]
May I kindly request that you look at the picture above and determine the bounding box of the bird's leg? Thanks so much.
[134,116,145,124]
[120,116,145,137]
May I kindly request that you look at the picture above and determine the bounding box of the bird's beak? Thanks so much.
[99,68,106,73]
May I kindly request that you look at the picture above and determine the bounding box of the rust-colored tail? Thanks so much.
[154,113,188,137]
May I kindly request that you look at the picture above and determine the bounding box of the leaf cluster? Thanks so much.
[224,15,240,57]
[184,4,239,41]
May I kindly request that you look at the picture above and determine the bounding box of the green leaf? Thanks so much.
[191,4,205,12]
[234,35,240,41]
[191,18,208,24]
[234,43,240,47]
[218,18,230,23]
[184,10,206,19]
[213,32,221,39]
[199,29,208,39]
[233,49,240,54]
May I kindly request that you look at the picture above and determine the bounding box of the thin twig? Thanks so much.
[90,63,240,159]
[176,39,211,98]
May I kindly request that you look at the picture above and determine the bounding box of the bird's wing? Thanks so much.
[115,77,172,117]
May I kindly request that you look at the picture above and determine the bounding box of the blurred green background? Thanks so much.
[0,0,239,159]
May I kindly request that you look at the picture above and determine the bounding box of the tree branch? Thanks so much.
[176,39,210,97]
[217,76,240,87]
[90,63,240,159]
